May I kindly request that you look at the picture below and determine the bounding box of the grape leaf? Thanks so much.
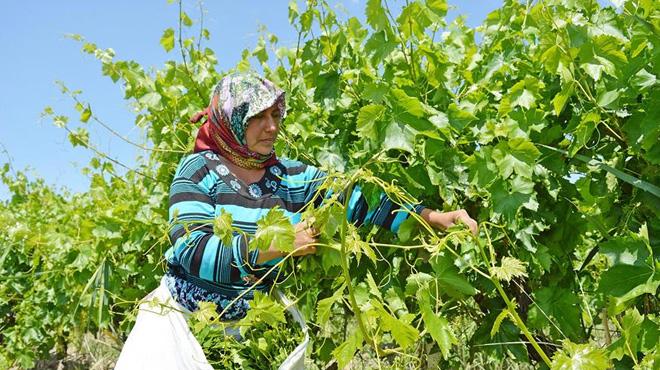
[417,288,456,359]
[332,329,363,369]
[356,104,385,141]
[551,340,610,370]
[213,209,234,246]
[160,28,175,52]
[251,207,295,252]
[489,257,528,282]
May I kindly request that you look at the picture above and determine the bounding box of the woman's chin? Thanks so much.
[250,144,274,155]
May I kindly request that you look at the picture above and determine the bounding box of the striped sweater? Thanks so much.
[165,150,425,298]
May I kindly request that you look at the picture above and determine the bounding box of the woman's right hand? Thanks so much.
[292,221,318,256]
[255,222,318,264]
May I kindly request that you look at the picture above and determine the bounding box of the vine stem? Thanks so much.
[472,233,553,367]
[492,279,552,366]
[338,177,373,346]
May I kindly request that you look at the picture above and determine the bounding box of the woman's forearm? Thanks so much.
[255,249,284,264]
[421,208,454,229]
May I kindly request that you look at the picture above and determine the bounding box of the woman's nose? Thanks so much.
[263,114,278,132]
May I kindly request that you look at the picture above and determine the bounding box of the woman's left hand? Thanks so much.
[421,208,478,236]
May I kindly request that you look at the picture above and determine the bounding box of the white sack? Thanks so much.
[115,276,309,370]
[114,276,213,370]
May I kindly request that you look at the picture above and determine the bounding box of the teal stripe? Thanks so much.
[348,185,363,220]
[199,235,220,281]
[232,236,249,277]
[164,246,175,262]
[390,206,410,233]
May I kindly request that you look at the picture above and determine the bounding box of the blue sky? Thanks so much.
[0,1,504,200]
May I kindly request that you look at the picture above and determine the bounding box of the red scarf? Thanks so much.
[190,106,278,169]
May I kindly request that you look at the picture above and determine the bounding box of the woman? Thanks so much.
[116,73,477,369]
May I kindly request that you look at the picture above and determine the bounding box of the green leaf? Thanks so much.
[397,2,432,39]
[300,8,315,32]
[356,104,385,141]
[53,115,69,128]
[314,203,344,239]
[365,272,383,300]
[552,83,574,116]
[491,180,531,222]
[631,68,657,90]
[426,0,448,17]
[180,11,193,27]
[251,207,295,252]
[332,329,363,369]
[383,121,415,153]
[568,111,600,157]
[314,70,340,101]
[417,289,456,359]
[405,272,434,296]
[319,244,342,272]
[68,127,89,147]
[608,308,644,361]
[551,340,610,370]
[596,90,619,107]
[288,0,299,24]
[190,301,218,324]
[80,105,92,123]
[139,92,162,109]
[528,287,583,340]
[472,311,527,361]
[598,264,654,297]
[252,42,268,64]
[396,216,419,243]
[465,147,498,187]
[430,254,477,298]
[608,278,659,315]
[375,301,419,349]
[429,112,450,132]
[316,284,346,329]
[581,62,606,81]
[540,44,565,75]
[391,89,425,118]
[489,257,528,282]
[365,0,389,31]
[599,235,650,267]
[638,316,660,353]
[238,291,286,336]
[492,138,540,179]
[491,308,512,338]
[538,143,660,198]
[160,28,175,52]
[447,103,477,131]
[213,209,234,246]
[501,76,544,113]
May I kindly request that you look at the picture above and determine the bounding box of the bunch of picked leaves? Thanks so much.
[188,291,306,370]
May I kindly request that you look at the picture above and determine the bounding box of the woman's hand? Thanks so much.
[421,208,478,236]
[292,221,319,256]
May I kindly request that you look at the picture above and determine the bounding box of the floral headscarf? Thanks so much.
[191,73,286,169]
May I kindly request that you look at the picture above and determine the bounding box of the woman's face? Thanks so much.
[245,104,281,155]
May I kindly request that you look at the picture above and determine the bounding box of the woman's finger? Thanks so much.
[305,226,319,237]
